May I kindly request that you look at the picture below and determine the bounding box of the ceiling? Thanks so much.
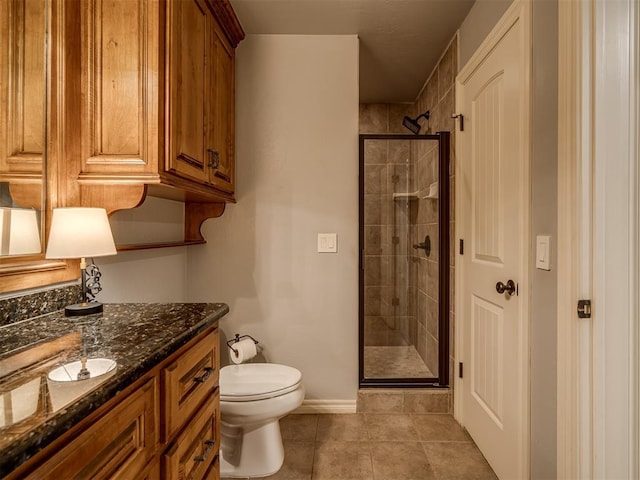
[229,0,475,103]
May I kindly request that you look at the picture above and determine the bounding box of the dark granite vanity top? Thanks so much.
[0,302,228,477]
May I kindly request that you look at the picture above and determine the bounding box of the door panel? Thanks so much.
[471,295,504,427]
[457,4,529,479]
[472,74,504,264]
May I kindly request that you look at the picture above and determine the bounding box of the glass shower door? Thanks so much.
[359,133,450,387]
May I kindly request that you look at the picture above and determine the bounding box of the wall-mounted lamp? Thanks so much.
[402,110,431,134]
[46,207,116,316]
[0,207,41,256]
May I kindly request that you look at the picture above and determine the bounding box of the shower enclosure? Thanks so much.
[359,132,450,387]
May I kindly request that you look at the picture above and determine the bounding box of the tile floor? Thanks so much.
[261,413,497,480]
[364,346,434,378]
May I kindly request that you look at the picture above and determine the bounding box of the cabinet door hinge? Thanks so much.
[458,362,463,378]
[577,299,591,318]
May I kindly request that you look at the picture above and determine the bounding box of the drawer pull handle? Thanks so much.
[193,367,214,384]
[207,148,220,169]
[194,439,216,462]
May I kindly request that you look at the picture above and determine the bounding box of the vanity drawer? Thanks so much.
[161,329,219,441]
[162,390,220,480]
[204,455,220,480]
[28,377,157,480]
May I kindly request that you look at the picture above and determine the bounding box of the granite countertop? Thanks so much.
[0,302,228,477]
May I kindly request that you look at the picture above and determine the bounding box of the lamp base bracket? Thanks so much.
[64,302,104,317]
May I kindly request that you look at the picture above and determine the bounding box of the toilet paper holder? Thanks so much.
[226,333,259,357]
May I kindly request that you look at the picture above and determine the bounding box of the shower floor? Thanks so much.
[364,345,434,378]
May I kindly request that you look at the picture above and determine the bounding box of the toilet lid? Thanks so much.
[220,363,302,402]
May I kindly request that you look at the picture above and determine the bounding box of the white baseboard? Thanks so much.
[293,400,357,414]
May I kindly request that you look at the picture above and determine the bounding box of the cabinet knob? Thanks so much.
[194,438,216,462]
[207,149,220,169]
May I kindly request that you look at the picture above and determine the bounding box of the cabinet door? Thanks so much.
[28,378,157,480]
[0,0,45,178]
[80,0,160,181]
[166,0,211,185]
[209,22,235,195]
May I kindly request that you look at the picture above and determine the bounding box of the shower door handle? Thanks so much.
[496,279,516,296]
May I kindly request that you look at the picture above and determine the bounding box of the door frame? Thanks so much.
[453,1,532,478]
[557,0,640,477]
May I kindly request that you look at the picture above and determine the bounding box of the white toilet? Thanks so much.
[219,363,305,478]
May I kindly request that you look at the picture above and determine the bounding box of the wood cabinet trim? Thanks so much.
[185,202,225,242]
[206,0,245,47]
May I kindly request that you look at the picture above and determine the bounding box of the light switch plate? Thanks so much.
[317,233,337,253]
[536,235,551,270]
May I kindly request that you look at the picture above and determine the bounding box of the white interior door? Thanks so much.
[456,3,530,479]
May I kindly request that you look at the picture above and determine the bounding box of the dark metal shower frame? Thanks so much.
[358,132,450,388]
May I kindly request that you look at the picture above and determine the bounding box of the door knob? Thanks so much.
[496,279,516,296]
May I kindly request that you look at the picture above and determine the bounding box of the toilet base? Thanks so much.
[220,420,285,479]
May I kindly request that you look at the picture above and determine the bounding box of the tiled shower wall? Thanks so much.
[361,127,417,349]
[360,35,457,381]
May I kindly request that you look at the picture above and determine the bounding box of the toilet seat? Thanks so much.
[220,363,302,402]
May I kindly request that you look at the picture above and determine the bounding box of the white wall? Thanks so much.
[458,0,514,69]
[95,197,189,303]
[96,247,188,303]
[186,34,360,402]
[530,1,558,478]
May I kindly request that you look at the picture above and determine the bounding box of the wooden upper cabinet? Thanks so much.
[0,0,46,210]
[166,0,211,185]
[0,0,45,178]
[167,0,236,196]
[75,0,244,204]
[79,0,160,183]
[210,22,235,194]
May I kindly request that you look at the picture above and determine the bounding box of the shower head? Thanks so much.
[402,110,430,134]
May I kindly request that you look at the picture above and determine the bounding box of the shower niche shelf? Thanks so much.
[424,182,438,199]
[392,191,420,200]
[392,182,438,201]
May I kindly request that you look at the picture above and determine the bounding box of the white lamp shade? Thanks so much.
[46,207,116,259]
[0,208,42,256]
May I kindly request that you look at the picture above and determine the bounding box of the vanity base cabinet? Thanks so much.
[204,456,221,480]
[28,377,157,480]
[161,328,220,480]
[162,391,220,480]
[7,325,221,480]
